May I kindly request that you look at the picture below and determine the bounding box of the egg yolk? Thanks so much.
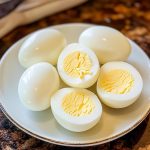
[62,91,95,117]
[99,69,134,94]
[63,51,92,79]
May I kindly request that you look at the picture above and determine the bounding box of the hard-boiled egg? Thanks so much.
[97,61,143,108]
[18,62,60,111]
[19,28,67,68]
[79,26,131,64]
[57,43,100,88]
[51,88,102,132]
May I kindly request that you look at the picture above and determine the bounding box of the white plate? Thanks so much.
[0,23,150,147]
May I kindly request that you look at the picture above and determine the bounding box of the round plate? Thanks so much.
[0,23,150,147]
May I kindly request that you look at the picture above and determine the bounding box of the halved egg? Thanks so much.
[51,88,102,132]
[79,26,131,64]
[57,43,100,88]
[19,28,67,68]
[97,61,143,108]
[18,62,60,111]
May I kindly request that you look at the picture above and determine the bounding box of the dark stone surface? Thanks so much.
[0,0,150,149]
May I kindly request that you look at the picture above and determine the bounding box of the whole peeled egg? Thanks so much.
[18,62,60,111]
[97,61,143,108]
[19,28,67,68]
[79,26,131,64]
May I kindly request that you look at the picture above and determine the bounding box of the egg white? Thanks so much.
[19,28,67,68]
[97,61,143,108]
[18,62,60,111]
[57,43,100,88]
[51,88,102,132]
[79,26,131,64]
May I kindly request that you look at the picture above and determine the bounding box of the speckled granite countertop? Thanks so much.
[0,0,150,149]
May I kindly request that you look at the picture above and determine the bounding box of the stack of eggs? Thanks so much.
[18,26,143,132]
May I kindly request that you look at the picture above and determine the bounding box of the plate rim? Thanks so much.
[0,23,150,147]
[0,103,150,147]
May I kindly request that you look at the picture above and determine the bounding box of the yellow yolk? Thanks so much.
[63,51,92,79]
[62,91,95,117]
[99,69,134,94]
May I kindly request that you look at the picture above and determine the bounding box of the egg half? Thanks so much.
[57,43,100,88]
[19,28,67,68]
[79,26,131,64]
[51,88,102,132]
[97,61,143,108]
[18,62,60,111]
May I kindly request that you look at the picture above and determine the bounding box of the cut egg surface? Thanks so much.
[51,88,102,132]
[57,43,100,88]
[18,62,60,111]
[97,61,143,108]
[19,28,67,68]
[79,26,131,64]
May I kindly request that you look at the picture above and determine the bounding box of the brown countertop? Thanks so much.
[0,0,150,149]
